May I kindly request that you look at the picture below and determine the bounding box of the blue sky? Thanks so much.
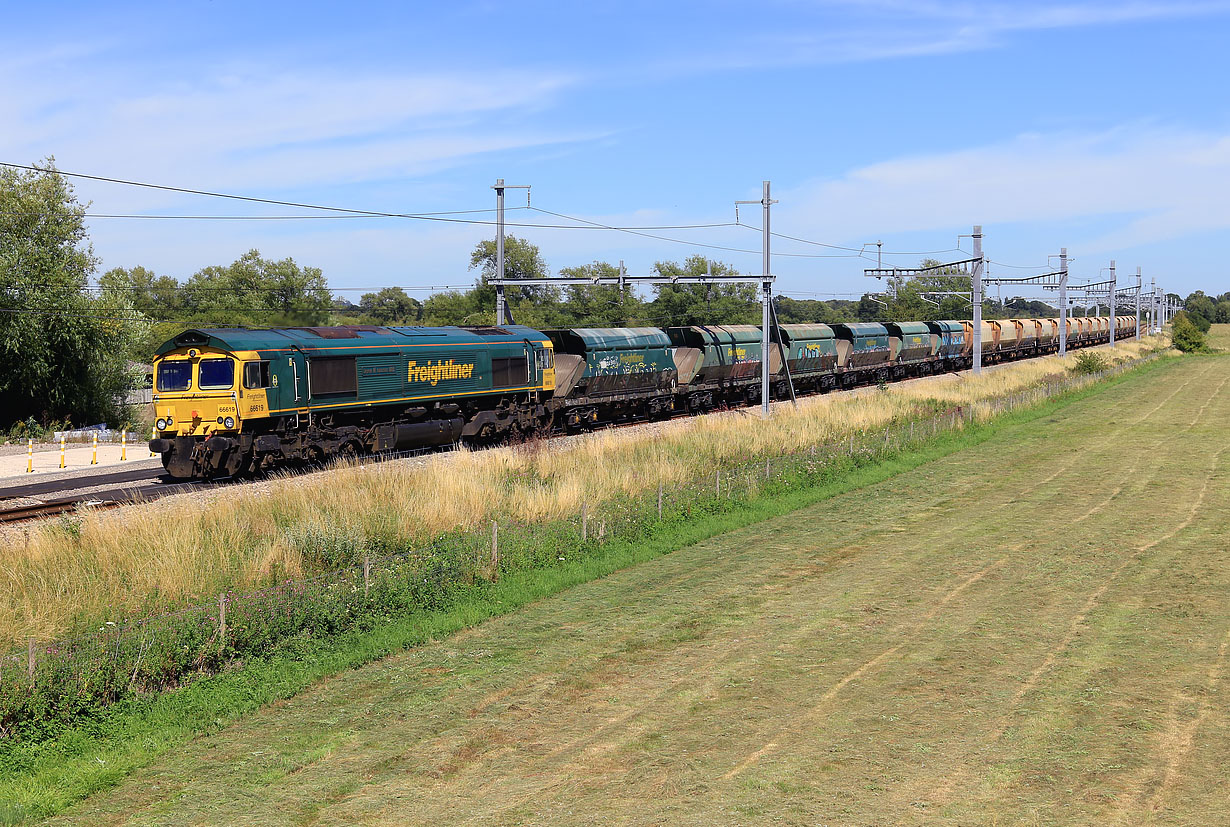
[3,0,1229,302]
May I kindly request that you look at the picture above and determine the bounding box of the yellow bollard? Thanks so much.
[26,439,33,473]
[60,435,66,469]
[121,429,127,461]
[91,432,98,465]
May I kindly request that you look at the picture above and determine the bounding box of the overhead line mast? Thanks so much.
[492,178,531,327]
[736,182,778,417]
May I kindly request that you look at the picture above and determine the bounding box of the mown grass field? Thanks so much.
[42,347,1228,825]
[1206,321,1230,350]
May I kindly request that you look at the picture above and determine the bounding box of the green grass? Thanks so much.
[0,355,1184,824]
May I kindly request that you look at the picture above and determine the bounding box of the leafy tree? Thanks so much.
[557,261,645,327]
[648,256,758,326]
[1215,300,1230,324]
[468,234,556,306]
[358,286,423,325]
[421,289,489,326]
[180,250,331,328]
[0,159,145,427]
[775,296,856,324]
[99,265,186,358]
[1183,291,1215,332]
[99,265,183,317]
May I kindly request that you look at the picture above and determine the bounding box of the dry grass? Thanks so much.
[1207,322,1230,351]
[0,338,1167,644]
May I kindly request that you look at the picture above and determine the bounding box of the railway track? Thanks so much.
[0,497,123,523]
[0,476,212,526]
[0,465,165,501]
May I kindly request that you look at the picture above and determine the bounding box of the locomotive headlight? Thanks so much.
[156,418,167,430]
[223,416,235,429]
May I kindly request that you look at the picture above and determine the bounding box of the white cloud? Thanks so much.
[774,125,1230,259]
[0,53,586,211]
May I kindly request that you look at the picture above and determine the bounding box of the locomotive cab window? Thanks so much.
[157,360,192,392]
[536,348,554,369]
[243,360,271,389]
[198,358,235,390]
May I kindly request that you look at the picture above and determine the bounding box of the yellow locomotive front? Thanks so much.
[149,342,271,478]
[151,346,243,439]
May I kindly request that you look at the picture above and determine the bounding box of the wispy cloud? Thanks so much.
[669,1,1230,70]
[0,53,588,209]
[777,124,1230,255]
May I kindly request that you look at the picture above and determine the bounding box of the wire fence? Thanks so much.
[0,351,1159,736]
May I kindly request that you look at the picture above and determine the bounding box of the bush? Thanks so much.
[1069,351,1109,375]
[1172,316,1208,353]
[5,417,71,442]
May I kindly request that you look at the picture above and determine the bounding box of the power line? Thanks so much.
[779,290,872,298]
[4,162,975,266]
[530,206,871,260]
[5,282,476,294]
[0,163,739,231]
[1,209,518,221]
[987,258,1052,270]
[735,220,967,258]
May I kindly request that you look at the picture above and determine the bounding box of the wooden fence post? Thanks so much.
[715,469,721,496]
[849,433,855,454]
[581,503,588,541]
[218,593,227,649]
[363,555,371,597]
[765,457,771,480]
[491,521,499,580]
[28,637,35,687]
[657,482,663,520]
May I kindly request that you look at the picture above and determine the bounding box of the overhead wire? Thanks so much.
[5,162,982,265]
[986,259,1055,270]
[735,220,967,258]
[530,206,877,260]
[0,164,737,231]
[5,282,477,294]
[4,162,1066,315]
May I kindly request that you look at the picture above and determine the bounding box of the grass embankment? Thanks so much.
[2,338,1163,645]
[0,346,1171,823]
[1205,322,1230,350]
[42,346,1230,826]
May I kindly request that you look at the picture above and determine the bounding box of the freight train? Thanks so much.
[148,315,1136,479]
